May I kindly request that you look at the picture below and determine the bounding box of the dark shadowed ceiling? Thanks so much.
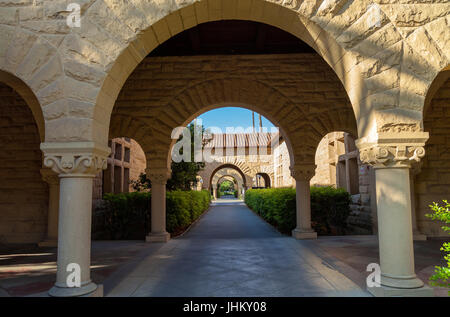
[150,20,316,56]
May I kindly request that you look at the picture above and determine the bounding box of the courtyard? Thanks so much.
[0,198,447,297]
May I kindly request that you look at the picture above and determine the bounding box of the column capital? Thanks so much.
[40,142,110,177]
[290,164,316,181]
[146,168,171,185]
[40,168,59,185]
[356,131,429,169]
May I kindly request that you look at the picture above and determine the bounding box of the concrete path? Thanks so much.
[105,199,369,297]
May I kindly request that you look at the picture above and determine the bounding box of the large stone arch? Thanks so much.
[162,78,300,168]
[212,168,245,189]
[167,78,356,167]
[0,1,446,145]
[200,160,254,190]
[87,0,412,145]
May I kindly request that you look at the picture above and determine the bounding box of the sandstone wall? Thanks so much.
[129,138,147,187]
[0,83,47,244]
[273,141,294,188]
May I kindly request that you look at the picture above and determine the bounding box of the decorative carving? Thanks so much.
[378,123,421,133]
[290,164,316,181]
[356,131,429,169]
[146,168,171,185]
[359,145,425,168]
[40,142,110,177]
[44,153,108,176]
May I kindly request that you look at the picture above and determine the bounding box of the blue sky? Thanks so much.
[193,107,276,133]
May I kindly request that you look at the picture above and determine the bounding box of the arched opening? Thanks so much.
[255,173,271,188]
[209,164,248,191]
[51,10,362,297]
[211,165,246,200]
[0,78,47,245]
[416,68,450,238]
[217,176,239,199]
[97,5,363,146]
[109,19,356,171]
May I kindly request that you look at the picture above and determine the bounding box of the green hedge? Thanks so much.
[95,190,211,239]
[244,187,351,235]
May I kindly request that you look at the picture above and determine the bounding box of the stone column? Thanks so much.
[145,168,171,243]
[290,164,317,239]
[41,142,109,297]
[410,166,427,241]
[212,184,218,200]
[357,132,433,296]
[38,169,60,247]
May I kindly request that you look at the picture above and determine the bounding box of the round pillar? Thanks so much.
[375,166,424,289]
[41,142,109,297]
[290,164,317,239]
[50,176,97,296]
[145,168,171,243]
[357,131,433,296]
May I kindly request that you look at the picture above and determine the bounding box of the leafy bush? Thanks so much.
[245,187,350,235]
[97,190,211,239]
[311,186,351,235]
[426,200,450,295]
[102,192,150,239]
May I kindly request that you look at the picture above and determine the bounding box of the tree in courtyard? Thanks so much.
[131,122,208,191]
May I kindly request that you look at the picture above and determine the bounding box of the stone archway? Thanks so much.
[415,67,450,237]
[199,157,255,191]
[0,76,49,244]
[255,172,272,188]
[210,164,248,190]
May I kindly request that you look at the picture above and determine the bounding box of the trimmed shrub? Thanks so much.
[101,192,150,240]
[245,187,350,235]
[97,190,211,239]
[310,186,351,235]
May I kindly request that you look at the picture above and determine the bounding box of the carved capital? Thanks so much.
[290,164,316,181]
[146,168,171,185]
[41,142,110,177]
[40,168,59,185]
[356,131,429,169]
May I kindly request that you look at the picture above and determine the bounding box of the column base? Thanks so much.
[145,232,170,243]
[38,239,57,247]
[292,229,317,240]
[48,282,102,297]
[367,284,434,297]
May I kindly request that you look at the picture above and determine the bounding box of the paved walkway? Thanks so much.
[104,199,369,297]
